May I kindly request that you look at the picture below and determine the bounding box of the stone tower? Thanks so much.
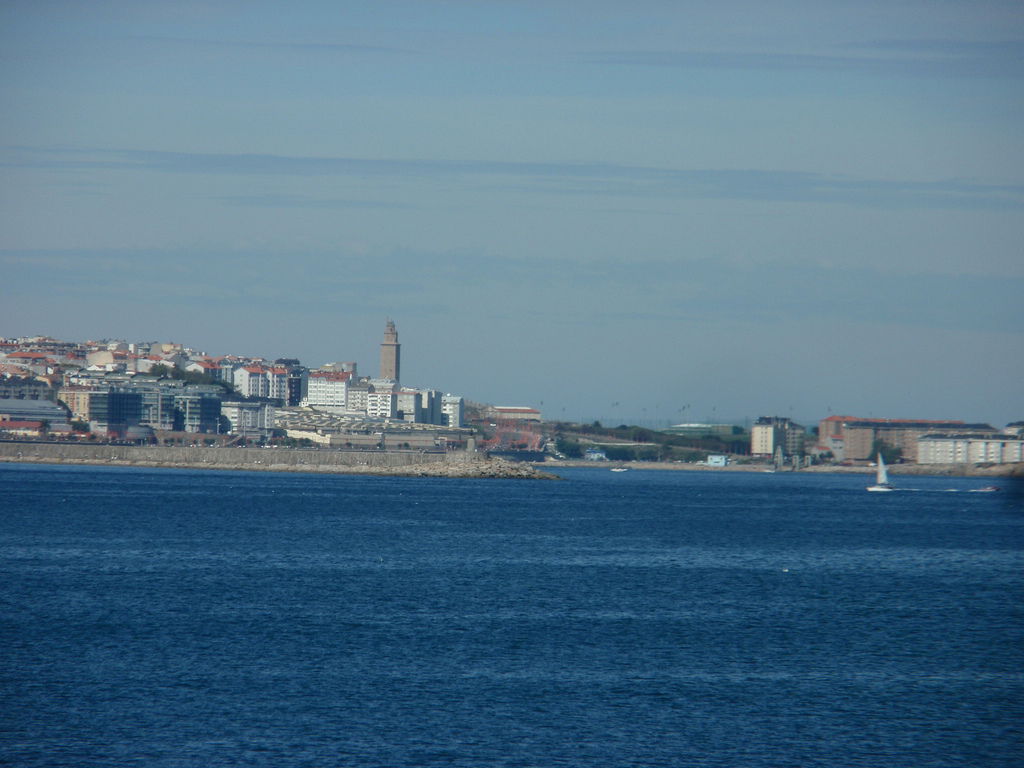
[380,319,400,382]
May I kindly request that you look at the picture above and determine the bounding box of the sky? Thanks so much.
[1,0,1022,427]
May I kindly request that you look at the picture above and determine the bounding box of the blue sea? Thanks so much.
[1,463,1022,767]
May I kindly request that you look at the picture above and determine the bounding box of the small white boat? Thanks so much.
[867,453,894,492]
[610,467,629,473]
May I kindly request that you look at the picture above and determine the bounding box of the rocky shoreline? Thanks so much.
[3,443,1017,480]
[0,443,558,480]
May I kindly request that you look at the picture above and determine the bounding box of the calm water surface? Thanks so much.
[1,463,1022,767]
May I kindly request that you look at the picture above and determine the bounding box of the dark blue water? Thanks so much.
[1,463,1021,767]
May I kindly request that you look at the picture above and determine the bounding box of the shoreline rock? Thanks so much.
[3,442,1016,480]
[0,452,558,480]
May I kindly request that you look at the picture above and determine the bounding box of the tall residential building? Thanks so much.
[396,389,423,422]
[751,416,805,457]
[367,379,398,419]
[380,319,400,382]
[442,394,465,428]
[303,370,351,410]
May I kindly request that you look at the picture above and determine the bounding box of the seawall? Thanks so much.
[0,442,555,479]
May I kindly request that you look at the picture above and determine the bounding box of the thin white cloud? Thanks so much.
[5,146,1022,211]
[584,39,1024,79]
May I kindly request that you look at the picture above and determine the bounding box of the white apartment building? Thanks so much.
[220,401,276,439]
[303,371,350,410]
[347,385,369,414]
[917,435,1024,465]
[442,394,464,428]
[185,360,222,379]
[232,365,288,400]
[233,366,269,398]
[367,389,397,419]
[267,367,288,400]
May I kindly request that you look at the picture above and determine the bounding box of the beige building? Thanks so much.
[58,385,97,421]
[490,406,543,422]
[750,417,804,457]
[842,420,996,462]
[816,416,995,461]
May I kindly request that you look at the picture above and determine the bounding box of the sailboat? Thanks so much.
[866,453,894,492]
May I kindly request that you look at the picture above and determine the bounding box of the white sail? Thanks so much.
[876,453,889,486]
[867,452,893,491]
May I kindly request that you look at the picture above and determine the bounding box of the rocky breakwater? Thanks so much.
[0,441,558,480]
[398,455,558,479]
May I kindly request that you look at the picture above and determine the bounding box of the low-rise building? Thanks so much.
[0,419,45,437]
[491,406,542,422]
[184,360,222,379]
[0,374,56,401]
[4,351,57,375]
[0,397,72,433]
[662,423,737,439]
[220,401,276,440]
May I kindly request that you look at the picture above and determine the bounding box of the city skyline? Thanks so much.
[2,1,1022,428]
[4,328,1018,435]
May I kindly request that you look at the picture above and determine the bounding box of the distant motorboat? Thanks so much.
[969,486,1000,493]
[610,467,629,473]
[867,453,894,492]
